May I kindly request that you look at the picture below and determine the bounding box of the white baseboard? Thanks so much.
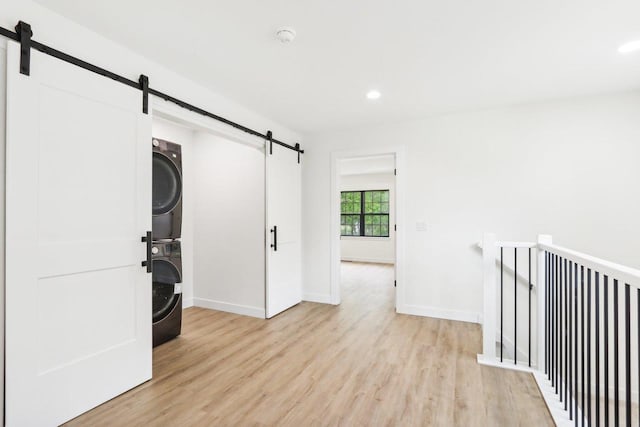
[193,297,265,319]
[341,257,395,264]
[533,371,581,427]
[182,297,194,309]
[477,354,537,373]
[398,304,481,324]
[302,293,332,304]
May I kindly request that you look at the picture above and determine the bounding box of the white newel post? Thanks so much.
[537,234,552,372]
[481,233,497,359]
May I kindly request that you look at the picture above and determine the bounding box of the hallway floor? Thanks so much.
[66,261,553,426]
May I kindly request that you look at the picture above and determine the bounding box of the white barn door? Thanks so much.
[265,143,302,318]
[5,42,152,426]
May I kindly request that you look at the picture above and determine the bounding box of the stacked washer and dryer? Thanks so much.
[151,138,183,347]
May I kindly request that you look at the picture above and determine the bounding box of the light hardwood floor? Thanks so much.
[67,262,553,426]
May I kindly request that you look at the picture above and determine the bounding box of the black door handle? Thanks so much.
[141,231,152,273]
[270,226,277,252]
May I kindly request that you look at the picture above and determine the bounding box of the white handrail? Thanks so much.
[477,241,536,249]
[539,242,640,289]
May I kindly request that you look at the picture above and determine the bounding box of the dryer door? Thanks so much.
[152,150,183,239]
[152,152,182,215]
[152,260,181,323]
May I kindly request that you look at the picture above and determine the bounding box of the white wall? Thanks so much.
[303,91,640,323]
[340,172,395,264]
[0,42,6,423]
[191,132,266,318]
[151,118,196,308]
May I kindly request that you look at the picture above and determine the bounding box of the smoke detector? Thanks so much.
[276,27,296,43]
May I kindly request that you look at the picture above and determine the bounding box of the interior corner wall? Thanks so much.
[191,132,266,318]
[151,118,195,308]
[340,173,395,264]
[302,90,640,323]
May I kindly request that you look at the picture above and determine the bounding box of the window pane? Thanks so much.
[381,191,389,202]
[374,216,381,225]
[372,192,380,202]
[381,202,389,213]
[364,225,373,235]
[373,225,381,236]
[365,192,373,202]
[382,215,389,226]
[365,215,372,225]
[381,225,388,236]
[341,215,362,235]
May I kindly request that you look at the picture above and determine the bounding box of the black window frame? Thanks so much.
[340,190,390,237]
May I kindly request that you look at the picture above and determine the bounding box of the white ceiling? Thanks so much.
[34,0,640,133]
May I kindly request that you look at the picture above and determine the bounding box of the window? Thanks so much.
[341,190,390,237]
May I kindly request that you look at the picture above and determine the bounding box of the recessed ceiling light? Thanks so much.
[618,40,640,54]
[366,90,381,100]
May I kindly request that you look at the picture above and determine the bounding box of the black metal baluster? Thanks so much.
[595,272,600,427]
[581,265,585,427]
[560,256,564,402]
[552,253,556,386]
[575,262,580,427]
[528,248,532,367]
[625,284,630,427]
[604,275,609,427]
[514,247,517,365]
[557,254,561,393]
[614,279,619,427]
[569,260,573,420]
[546,252,550,378]
[587,268,591,425]
[500,247,503,363]
[565,258,569,409]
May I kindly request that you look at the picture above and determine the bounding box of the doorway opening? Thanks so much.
[330,148,405,311]
[150,100,268,352]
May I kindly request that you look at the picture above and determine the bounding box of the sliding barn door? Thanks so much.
[5,42,152,426]
[265,143,302,318]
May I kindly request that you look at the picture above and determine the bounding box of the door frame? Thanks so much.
[330,146,406,310]
[151,97,269,319]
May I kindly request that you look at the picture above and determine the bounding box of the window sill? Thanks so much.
[340,236,391,241]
